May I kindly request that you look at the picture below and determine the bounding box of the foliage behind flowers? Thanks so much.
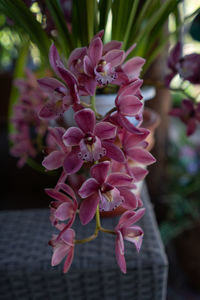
[160,138,200,245]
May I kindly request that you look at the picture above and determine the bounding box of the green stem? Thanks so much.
[75,232,98,244]
[100,227,115,235]
[90,95,96,112]
[96,204,101,230]
[104,107,117,118]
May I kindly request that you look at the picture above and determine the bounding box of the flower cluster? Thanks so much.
[170,99,200,136]
[166,42,200,136]
[10,69,48,167]
[165,42,200,87]
[11,31,156,273]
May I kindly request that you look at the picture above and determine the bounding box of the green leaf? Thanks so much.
[135,0,180,46]
[99,0,112,34]
[72,0,88,46]
[45,0,74,56]
[0,0,50,59]
[86,0,95,42]
[122,0,139,50]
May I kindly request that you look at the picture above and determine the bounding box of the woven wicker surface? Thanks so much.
[0,184,168,300]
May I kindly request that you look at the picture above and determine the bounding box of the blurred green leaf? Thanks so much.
[45,0,73,56]
[0,0,50,60]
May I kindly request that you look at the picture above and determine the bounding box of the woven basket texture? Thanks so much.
[0,184,168,300]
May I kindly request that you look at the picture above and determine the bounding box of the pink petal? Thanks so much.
[117,114,143,134]
[131,167,148,182]
[79,193,100,225]
[58,183,76,200]
[186,119,196,136]
[102,141,125,162]
[127,148,156,165]
[57,66,78,90]
[118,188,138,210]
[81,77,96,96]
[48,127,66,151]
[51,244,70,266]
[78,178,99,198]
[45,188,70,203]
[118,79,143,98]
[117,95,143,116]
[169,108,182,117]
[104,50,125,67]
[55,202,74,221]
[94,122,116,140]
[103,41,122,54]
[118,208,146,229]
[49,44,65,77]
[123,226,144,252]
[124,43,136,59]
[123,57,145,79]
[63,148,83,174]
[168,42,181,69]
[182,99,194,112]
[107,173,133,187]
[83,56,94,76]
[164,72,175,87]
[63,247,74,273]
[123,131,149,149]
[68,47,87,68]
[62,228,75,245]
[74,108,95,133]
[92,29,104,41]
[90,161,110,184]
[63,127,84,146]
[88,37,103,66]
[115,232,126,274]
[42,150,65,170]
[39,102,59,120]
[38,77,66,92]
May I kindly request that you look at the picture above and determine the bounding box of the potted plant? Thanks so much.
[0,0,184,274]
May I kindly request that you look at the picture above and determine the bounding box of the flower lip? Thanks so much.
[84,133,96,145]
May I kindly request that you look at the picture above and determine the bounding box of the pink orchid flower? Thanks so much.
[38,44,80,119]
[111,161,148,209]
[165,42,200,87]
[115,79,143,118]
[78,161,134,224]
[46,183,77,232]
[15,69,39,95]
[120,129,156,166]
[170,99,200,136]
[42,127,70,170]
[114,56,146,86]
[115,208,145,273]
[68,31,125,95]
[10,125,36,168]
[62,108,124,174]
[49,228,75,273]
